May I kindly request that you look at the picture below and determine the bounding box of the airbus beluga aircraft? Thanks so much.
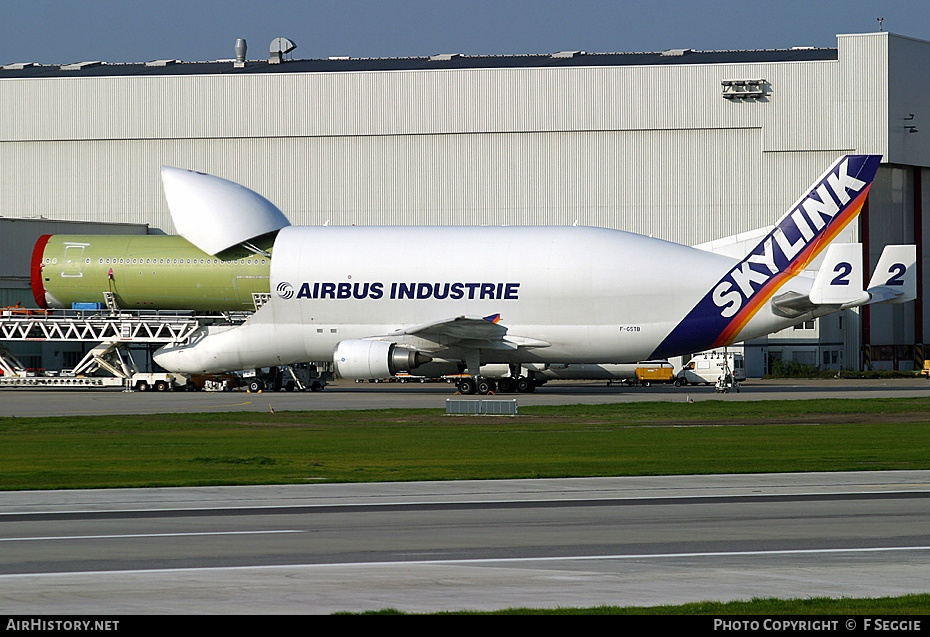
[31,155,916,394]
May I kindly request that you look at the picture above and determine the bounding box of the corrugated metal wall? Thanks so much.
[886,34,930,168]
[0,64,768,142]
[1,43,877,244]
[1,129,765,244]
[836,33,889,159]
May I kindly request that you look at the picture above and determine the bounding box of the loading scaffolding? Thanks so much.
[0,309,205,390]
[0,309,202,342]
[0,307,331,392]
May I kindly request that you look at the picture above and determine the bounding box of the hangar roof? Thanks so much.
[0,47,838,79]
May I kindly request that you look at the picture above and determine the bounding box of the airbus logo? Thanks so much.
[276,281,295,300]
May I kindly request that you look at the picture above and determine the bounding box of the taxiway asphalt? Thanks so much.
[2,377,929,418]
[0,472,928,614]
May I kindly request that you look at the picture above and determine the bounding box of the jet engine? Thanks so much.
[333,340,431,380]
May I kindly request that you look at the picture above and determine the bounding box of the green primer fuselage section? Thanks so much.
[38,235,272,311]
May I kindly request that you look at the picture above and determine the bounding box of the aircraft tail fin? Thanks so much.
[866,245,917,304]
[652,154,882,358]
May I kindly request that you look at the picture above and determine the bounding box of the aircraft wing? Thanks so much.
[390,315,550,351]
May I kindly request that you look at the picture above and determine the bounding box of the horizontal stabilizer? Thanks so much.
[772,243,869,317]
[866,245,917,304]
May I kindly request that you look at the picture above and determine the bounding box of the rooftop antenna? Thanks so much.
[877,17,884,32]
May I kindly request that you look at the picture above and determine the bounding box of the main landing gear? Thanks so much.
[456,375,537,395]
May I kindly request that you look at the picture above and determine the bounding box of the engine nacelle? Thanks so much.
[333,340,431,379]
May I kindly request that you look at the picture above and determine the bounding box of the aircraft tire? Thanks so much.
[497,377,516,393]
[516,377,535,393]
[458,378,477,395]
[477,379,495,395]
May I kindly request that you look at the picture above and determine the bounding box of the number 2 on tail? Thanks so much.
[886,263,906,286]
[831,262,853,286]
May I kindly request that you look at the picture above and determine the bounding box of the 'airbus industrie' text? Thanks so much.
[277,281,521,301]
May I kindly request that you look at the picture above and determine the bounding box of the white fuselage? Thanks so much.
[154,225,812,375]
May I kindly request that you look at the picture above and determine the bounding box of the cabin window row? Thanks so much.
[43,257,267,266]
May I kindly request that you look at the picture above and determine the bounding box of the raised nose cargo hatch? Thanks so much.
[161,166,290,256]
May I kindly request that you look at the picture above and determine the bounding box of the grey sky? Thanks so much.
[1,1,927,66]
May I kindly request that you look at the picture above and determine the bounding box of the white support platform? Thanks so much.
[0,310,210,390]
[0,311,202,343]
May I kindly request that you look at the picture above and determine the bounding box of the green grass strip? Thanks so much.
[348,593,930,615]
[2,396,930,490]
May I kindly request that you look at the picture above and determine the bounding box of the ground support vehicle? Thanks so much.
[627,362,676,387]
[676,350,746,387]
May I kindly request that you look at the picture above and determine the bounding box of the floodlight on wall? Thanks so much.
[721,78,766,100]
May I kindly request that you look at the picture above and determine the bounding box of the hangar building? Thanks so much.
[1,31,928,376]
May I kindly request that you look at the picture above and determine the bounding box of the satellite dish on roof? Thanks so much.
[269,37,297,63]
[270,37,297,54]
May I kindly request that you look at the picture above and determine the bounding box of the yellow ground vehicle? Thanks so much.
[633,362,675,387]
